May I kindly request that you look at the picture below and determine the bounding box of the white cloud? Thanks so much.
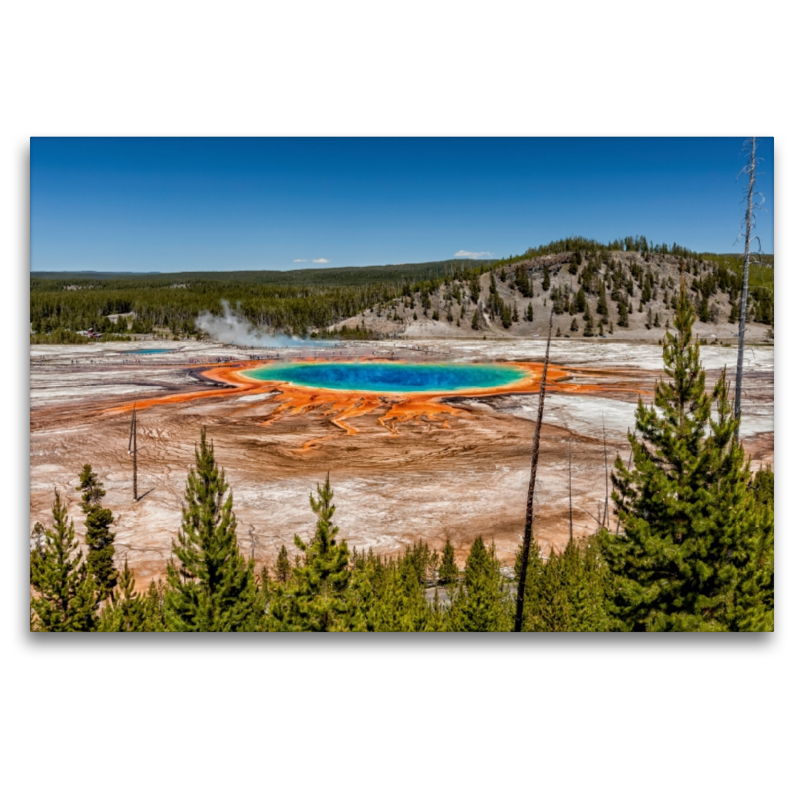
[293,258,307,263]
[312,258,330,264]
[455,250,493,259]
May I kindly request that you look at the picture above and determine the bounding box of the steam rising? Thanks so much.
[196,300,322,347]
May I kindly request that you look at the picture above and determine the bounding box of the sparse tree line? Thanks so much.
[30,285,773,632]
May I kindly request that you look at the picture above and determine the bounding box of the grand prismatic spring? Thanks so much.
[103,356,640,436]
[242,361,528,394]
[30,341,774,584]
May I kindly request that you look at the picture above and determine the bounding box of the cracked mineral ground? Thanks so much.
[30,339,774,586]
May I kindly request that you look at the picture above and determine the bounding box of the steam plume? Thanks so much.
[196,300,324,347]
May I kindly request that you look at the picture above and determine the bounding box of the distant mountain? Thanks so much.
[31,270,163,277]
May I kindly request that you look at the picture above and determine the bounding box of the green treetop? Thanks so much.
[77,464,117,601]
[30,490,97,632]
[449,537,511,632]
[274,544,292,583]
[164,428,256,632]
[271,474,360,631]
[438,535,459,585]
[597,284,773,631]
[98,557,147,632]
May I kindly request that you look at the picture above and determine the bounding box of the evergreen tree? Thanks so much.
[142,580,166,631]
[369,562,416,631]
[513,538,546,631]
[449,538,511,632]
[164,428,257,632]
[251,566,273,631]
[271,474,360,631]
[693,294,706,322]
[30,490,97,632]
[274,544,291,583]
[532,549,572,631]
[98,557,147,632]
[471,309,480,330]
[542,263,551,291]
[558,537,612,632]
[617,298,629,327]
[583,312,595,337]
[597,283,609,320]
[568,253,579,275]
[526,302,534,322]
[469,276,481,304]
[29,522,47,587]
[77,464,117,601]
[514,264,533,297]
[570,317,579,332]
[514,537,611,632]
[597,285,773,631]
[438,535,458,585]
[732,468,774,631]
[382,548,436,631]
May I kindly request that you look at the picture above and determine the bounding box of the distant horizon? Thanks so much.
[31,137,774,273]
[29,248,774,277]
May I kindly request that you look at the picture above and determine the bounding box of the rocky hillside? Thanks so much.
[330,250,774,343]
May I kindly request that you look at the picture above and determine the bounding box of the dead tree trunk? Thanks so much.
[602,415,609,528]
[514,309,554,632]
[568,439,573,543]
[128,403,138,502]
[734,136,757,438]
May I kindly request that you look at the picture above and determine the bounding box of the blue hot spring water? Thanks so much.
[242,361,526,394]
[130,348,174,355]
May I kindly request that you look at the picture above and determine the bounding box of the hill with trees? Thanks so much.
[338,245,774,342]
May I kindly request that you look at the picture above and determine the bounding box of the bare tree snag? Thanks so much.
[514,308,554,632]
[128,402,138,501]
[568,439,574,543]
[602,414,609,528]
[734,136,758,438]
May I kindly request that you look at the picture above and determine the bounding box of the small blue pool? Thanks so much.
[130,348,175,355]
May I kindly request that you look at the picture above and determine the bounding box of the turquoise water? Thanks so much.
[131,348,174,354]
[242,361,526,394]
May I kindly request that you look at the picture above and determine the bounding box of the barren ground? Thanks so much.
[30,338,774,587]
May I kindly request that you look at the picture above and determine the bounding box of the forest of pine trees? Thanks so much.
[29,281,773,632]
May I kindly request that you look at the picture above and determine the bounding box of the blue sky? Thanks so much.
[30,137,774,272]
